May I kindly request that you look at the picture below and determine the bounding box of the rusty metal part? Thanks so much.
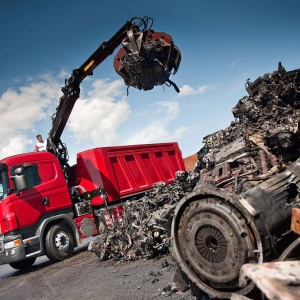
[241,158,300,247]
[170,184,263,298]
[171,156,300,298]
[239,261,300,300]
[291,207,300,235]
[258,149,268,174]
[278,237,300,261]
[232,179,300,300]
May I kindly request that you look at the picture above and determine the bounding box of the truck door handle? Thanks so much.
[42,197,50,205]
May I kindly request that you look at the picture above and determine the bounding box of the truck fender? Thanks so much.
[36,214,83,254]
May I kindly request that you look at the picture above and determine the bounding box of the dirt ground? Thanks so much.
[0,247,198,300]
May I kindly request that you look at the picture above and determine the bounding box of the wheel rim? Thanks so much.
[55,231,70,252]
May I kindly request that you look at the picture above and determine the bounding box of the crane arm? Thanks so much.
[48,20,139,149]
[47,19,141,170]
[46,17,181,177]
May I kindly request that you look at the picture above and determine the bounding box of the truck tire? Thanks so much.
[45,224,75,262]
[9,257,36,270]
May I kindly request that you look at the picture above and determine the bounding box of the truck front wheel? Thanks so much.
[45,224,75,262]
[9,257,36,270]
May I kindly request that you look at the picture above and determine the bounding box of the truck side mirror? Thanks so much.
[11,167,27,193]
[14,167,25,175]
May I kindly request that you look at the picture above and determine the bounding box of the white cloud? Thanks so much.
[176,84,209,97]
[0,73,215,163]
[125,99,187,145]
[125,121,189,145]
[173,126,188,138]
[155,101,180,119]
[68,78,131,145]
[58,69,70,79]
[230,60,238,67]
[0,136,32,159]
[126,121,171,144]
[0,73,133,162]
[0,74,61,159]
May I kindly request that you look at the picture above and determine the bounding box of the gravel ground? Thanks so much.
[0,248,198,300]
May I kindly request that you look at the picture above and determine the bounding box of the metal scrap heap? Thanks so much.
[170,63,300,299]
[88,171,199,261]
[197,63,300,191]
[89,63,300,299]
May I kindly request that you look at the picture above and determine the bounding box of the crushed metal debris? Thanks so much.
[88,171,199,261]
[172,63,300,299]
[197,62,300,192]
[115,23,181,93]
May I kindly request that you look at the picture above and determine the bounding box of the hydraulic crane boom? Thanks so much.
[47,17,181,177]
[47,19,140,167]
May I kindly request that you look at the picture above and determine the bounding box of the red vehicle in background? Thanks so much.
[0,17,183,269]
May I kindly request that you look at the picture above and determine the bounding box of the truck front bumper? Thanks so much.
[0,234,26,264]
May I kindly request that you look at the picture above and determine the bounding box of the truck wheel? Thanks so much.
[45,224,75,262]
[9,257,36,270]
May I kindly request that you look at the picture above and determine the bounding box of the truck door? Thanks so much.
[38,161,72,212]
[10,164,48,228]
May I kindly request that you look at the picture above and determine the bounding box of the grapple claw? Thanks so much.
[114,29,181,92]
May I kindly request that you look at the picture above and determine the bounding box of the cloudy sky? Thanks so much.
[1,0,299,165]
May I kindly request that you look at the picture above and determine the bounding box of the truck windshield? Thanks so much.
[0,164,9,201]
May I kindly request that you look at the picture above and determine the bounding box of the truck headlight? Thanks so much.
[4,239,22,249]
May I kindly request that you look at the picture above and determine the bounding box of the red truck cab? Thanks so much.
[0,151,79,267]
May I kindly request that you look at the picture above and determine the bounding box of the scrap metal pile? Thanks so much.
[88,171,199,261]
[89,63,300,299]
[170,63,300,299]
[197,63,300,191]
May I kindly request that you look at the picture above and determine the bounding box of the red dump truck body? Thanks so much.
[70,142,184,204]
[0,142,185,268]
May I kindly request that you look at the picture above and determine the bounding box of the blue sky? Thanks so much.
[0,0,299,165]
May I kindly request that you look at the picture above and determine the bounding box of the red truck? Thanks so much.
[0,142,184,269]
[0,17,182,269]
